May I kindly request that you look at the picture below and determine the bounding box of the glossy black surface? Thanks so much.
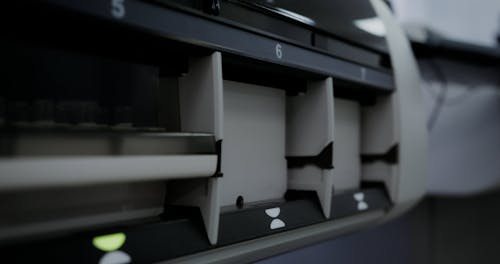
[245,0,389,53]
[148,0,391,70]
[23,0,393,91]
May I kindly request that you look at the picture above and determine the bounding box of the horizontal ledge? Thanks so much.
[0,155,218,190]
[0,209,385,263]
[218,197,324,246]
[0,189,389,262]
[0,129,216,156]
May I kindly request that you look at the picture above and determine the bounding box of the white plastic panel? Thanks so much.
[288,166,333,218]
[361,95,397,155]
[287,78,334,217]
[179,53,223,139]
[362,162,399,197]
[360,95,400,200]
[286,78,334,156]
[333,98,361,193]
[221,80,287,206]
[166,177,221,245]
[221,78,335,218]
[173,52,224,245]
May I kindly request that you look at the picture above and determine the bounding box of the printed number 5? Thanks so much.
[111,0,125,19]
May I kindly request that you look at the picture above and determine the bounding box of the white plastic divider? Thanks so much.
[333,98,361,193]
[170,52,224,245]
[286,77,335,218]
[361,0,427,217]
[361,95,400,199]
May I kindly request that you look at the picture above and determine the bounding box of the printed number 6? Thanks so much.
[111,0,125,19]
[275,44,283,59]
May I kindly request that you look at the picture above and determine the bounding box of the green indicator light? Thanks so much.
[92,232,126,252]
